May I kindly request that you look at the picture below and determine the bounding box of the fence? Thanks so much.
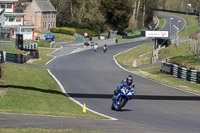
[161,62,200,84]
[154,9,199,16]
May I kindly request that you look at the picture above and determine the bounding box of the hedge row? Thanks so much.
[50,27,100,37]
[50,27,76,35]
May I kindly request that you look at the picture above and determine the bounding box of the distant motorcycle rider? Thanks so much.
[103,44,107,53]
[93,43,98,51]
[114,75,135,99]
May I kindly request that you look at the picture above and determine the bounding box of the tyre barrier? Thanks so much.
[23,43,38,50]
[161,61,200,84]
[0,51,5,64]
[6,52,30,64]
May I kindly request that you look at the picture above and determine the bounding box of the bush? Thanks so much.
[76,28,100,36]
[50,27,76,35]
[51,27,100,37]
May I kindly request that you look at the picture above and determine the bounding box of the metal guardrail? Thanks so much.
[161,61,200,84]
[154,9,199,16]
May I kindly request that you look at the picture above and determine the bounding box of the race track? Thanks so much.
[47,14,200,133]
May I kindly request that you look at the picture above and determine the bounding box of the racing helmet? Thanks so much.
[126,75,133,85]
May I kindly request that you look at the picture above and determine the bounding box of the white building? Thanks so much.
[0,0,36,40]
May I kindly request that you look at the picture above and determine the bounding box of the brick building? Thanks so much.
[24,0,56,32]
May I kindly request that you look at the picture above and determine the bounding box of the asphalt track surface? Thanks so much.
[1,14,200,133]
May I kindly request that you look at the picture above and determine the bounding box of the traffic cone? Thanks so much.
[82,103,86,113]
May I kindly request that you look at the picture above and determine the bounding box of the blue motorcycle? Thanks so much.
[111,86,134,111]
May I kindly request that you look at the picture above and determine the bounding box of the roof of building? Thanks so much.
[3,12,26,16]
[0,8,5,15]
[35,0,56,12]
[1,25,36,29]
[0,0,18,2]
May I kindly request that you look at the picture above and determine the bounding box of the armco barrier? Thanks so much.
[161,61,200,84]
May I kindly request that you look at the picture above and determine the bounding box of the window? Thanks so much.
[16,17,21,22]
[9,17,15,22]
[48,22,50,30]
[1,4,5,9]
[7,3,12,9]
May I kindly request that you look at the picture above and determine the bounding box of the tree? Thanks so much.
[100,0,132,34]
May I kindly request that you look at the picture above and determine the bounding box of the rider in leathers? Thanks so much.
[114,75,135,100]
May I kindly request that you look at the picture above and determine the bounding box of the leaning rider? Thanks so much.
[114,75,135,99]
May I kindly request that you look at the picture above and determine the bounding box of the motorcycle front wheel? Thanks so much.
[116,97,125,111]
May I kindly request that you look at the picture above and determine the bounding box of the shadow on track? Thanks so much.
[67,93,200,101]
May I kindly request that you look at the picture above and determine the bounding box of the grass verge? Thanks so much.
[0,128,115,133]
[155,16,165,30]
[0,63,106,119]
[0,47,25,54]
[28,48,55,65]
[115,42,154,67]
[128,66,200,95]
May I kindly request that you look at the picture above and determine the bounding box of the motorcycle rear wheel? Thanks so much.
[111,104,115,110]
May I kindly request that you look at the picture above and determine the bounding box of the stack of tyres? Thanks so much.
[6,53,15,63]
[186,70,192,82]
[177,66,182,79]
[15,54,24,64]
[0,64,1,79]
[197,71,200,84]
[30,50,39,59]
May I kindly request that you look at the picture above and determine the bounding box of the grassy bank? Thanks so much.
[155,16,165,30]
[133,66,200,94]
[115,42,154,68]
[0,64,106,119]
[0,128,114,133]
[116,11,200,68]
[115,12,200,94]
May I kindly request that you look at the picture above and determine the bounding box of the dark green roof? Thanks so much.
[35,0,56,12]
